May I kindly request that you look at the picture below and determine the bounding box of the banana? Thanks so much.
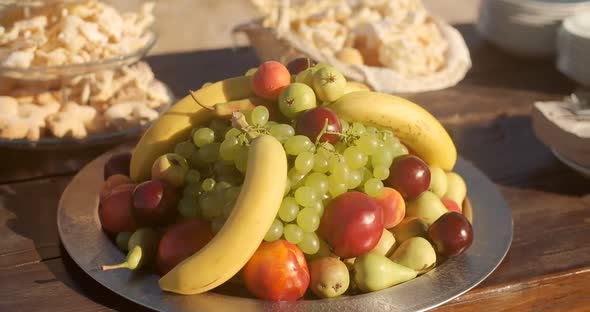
[130,76,255,182]
[343,81,371,94]
[328,91,457,171]
[159,134,287,295]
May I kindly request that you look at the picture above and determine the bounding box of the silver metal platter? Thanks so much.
[57,151,513,312]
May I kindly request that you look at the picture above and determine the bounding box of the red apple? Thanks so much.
[319,191,384,258]
[243,240,310,301]
[99,184,138,234]
[375,187,406,229]
[99,174,132,205]
[156,219,214,275]
[441,197,462,213]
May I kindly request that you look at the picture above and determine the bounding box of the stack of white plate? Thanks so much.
[557,13,590,86]
[477,0,590,58]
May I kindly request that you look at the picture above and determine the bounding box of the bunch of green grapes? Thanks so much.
[255,107,409,255]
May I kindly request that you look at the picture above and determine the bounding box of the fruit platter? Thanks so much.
[57,59,513,311]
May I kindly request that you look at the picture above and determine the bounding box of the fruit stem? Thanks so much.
[190,90,213,111]
[231,112,258,141]
[314,118,330,146]
[101,262,129,271]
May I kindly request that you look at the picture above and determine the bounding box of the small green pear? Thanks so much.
[353,252,417,292]
[390,217,429,245]
[369,229,396,257]
[406,191,448,226]
[444,172,467,207]
[390,237,436,274]
[428,165,448,197]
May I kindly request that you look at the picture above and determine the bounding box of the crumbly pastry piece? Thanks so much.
[255,0,449,78]
[0,62,170,140]
[46,102,96,138]
[0,0,155,68]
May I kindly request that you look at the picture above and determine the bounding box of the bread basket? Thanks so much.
[235,0,472,93]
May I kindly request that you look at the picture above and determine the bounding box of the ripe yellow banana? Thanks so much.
[130,76,255,182]
[159,134,287,295]
[329,91,457,171]
[344,81,371,94]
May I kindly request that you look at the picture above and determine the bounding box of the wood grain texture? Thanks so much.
[434,267,590,312]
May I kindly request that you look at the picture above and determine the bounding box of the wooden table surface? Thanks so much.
[1,25,589,312]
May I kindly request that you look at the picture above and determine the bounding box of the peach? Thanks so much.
[251,61,291,100]
[375,187,406,229]
[243,240,309,301]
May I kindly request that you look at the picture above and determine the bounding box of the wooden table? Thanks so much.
[1,25,589,312]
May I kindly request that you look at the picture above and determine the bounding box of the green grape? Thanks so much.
[211,217,225,234]
[225,127,242,140]
[373,166,390,180]
[381,129,394,140]
[283,224,304,244]
[197,142,220,163]
[371,147,394,168]
[284,135,313,155]
[334,141,347,154]
[343,146,368,169]
[284,178,291,196]
[208,118,230,138]
[178,196,200,218]
[296,208,320,232]
[347,169,363,189]
[183,182,201,199]
[217,175,243,186]
[365,126,379,136]
[250,106,269,126]
[329,159,350,182]
[364,178,384,197]
[201,178,216,192]
[185,169,201,184]
[305,172,329,195]
[264,219,284,242]
[298,232,320,254]
[199,193,223,220]
[399,145,409,155]
[174,141,197,160]
[214,181,232,194]
[268,124,295,142]
[192,127,215,147]
[318,142,335,154]
[307,200,324,216]
[312,153,329,173]
[288,168,307,189]
[242,109,254,125]
[278,196,300,222]
[225,186,242,201]
[234,146,249,173]
[294,186,318,207]
[360,167,373,184]
[213,161,239,177]
[356,135,379,155]
[219,136,240,161]
[328,182,347,197]
[350,122,366,136]
[115,232,132,252]
[295,151,314,174]
[222,199,235,218]
[340,119,349,133]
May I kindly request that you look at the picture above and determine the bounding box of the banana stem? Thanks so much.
[231,112,258,141]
